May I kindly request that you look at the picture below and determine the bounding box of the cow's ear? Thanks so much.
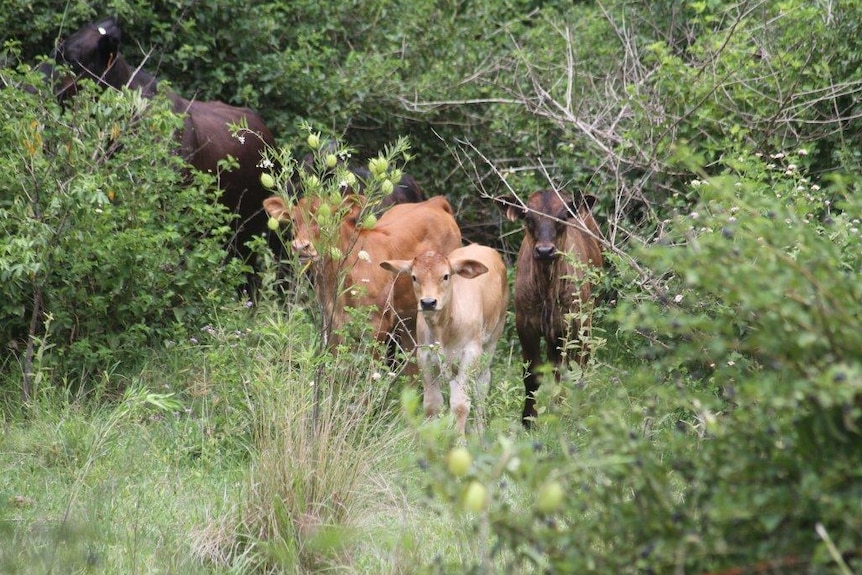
[262,196,288,221]
[96,21,121,64]
[452,259,489,279]
[571,193,598,214]
[495,195,526,222]
[380,260,412,274]
[341,194,365,227]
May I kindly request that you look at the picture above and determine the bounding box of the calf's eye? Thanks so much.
[443,274,450,281]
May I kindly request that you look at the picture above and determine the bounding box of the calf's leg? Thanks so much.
[418,346,444,418]
[518,328,543,428]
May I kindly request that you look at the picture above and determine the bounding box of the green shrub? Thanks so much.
[410,146,862,573]
[0,64,243,399]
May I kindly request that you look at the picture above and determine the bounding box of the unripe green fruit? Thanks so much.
[381,179,395,195]
[260,173,275,189]
[368,157,389,178]
[317,203,332,218]
[361,214,378,229]
[267,217,280,231]
[447,447,472,477]
[307,133,320,150]
[345,172,358,187]
[535,480,565,514]
[463,480,488,513]
[329,246,343,260]
[325,154,338,168]
[305,175,321,190]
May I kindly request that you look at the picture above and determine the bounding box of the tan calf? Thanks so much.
[382,244,509,435]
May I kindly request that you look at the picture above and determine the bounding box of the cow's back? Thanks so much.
[175,96,275,253]
[373,195,460,259]
[344,195,463,338]
[448,244,508,344]
[559,208,603,304]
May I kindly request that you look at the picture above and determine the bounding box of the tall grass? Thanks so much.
[0,277,532,574]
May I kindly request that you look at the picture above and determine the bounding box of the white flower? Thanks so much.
[357,250,371,262]
[258,158,274,169]
[673,294,684,304]
[797,149,809,156]
[237,135,245,144]
[371,372,382,381]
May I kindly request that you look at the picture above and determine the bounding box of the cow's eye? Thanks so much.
[411,275,417,283]
[443,274,450,281]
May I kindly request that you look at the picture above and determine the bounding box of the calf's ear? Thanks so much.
[570,193,598,214]
[452,259,489,279]
[262,196,288,221]
[494,195,526,222]
[380,260,413,274]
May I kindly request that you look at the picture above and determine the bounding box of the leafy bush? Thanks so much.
[0,63,243,398]
[410,146,862,573]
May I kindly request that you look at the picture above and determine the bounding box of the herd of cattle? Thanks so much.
[29,17,605,432]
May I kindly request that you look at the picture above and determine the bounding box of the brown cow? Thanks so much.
[263,194,462,359]
[381,244,509,435]
[54,18,277,284]
[498,190,603,427]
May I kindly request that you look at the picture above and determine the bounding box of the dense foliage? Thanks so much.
[0,67,243,397]
[2,0,861,572]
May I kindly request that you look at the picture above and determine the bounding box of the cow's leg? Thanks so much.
[418,346,444,419]
[452,344,482,436]
[518,326,543,428]
[549,333,565,382]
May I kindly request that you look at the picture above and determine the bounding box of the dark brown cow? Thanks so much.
[55,18,277,284]
[498,190,603,427]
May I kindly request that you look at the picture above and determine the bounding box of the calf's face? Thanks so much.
[262,195,363,261]
[381,251,488,313]
[500,190,598,262]
[263,196,319,260]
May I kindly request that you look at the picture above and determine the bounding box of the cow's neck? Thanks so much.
[101,55,159,97]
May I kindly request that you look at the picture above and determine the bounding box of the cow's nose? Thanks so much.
[292,240,316,257]
[420,298,437,311]
[534,245,556,260]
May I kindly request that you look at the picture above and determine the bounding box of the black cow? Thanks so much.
[55,17,278,290]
